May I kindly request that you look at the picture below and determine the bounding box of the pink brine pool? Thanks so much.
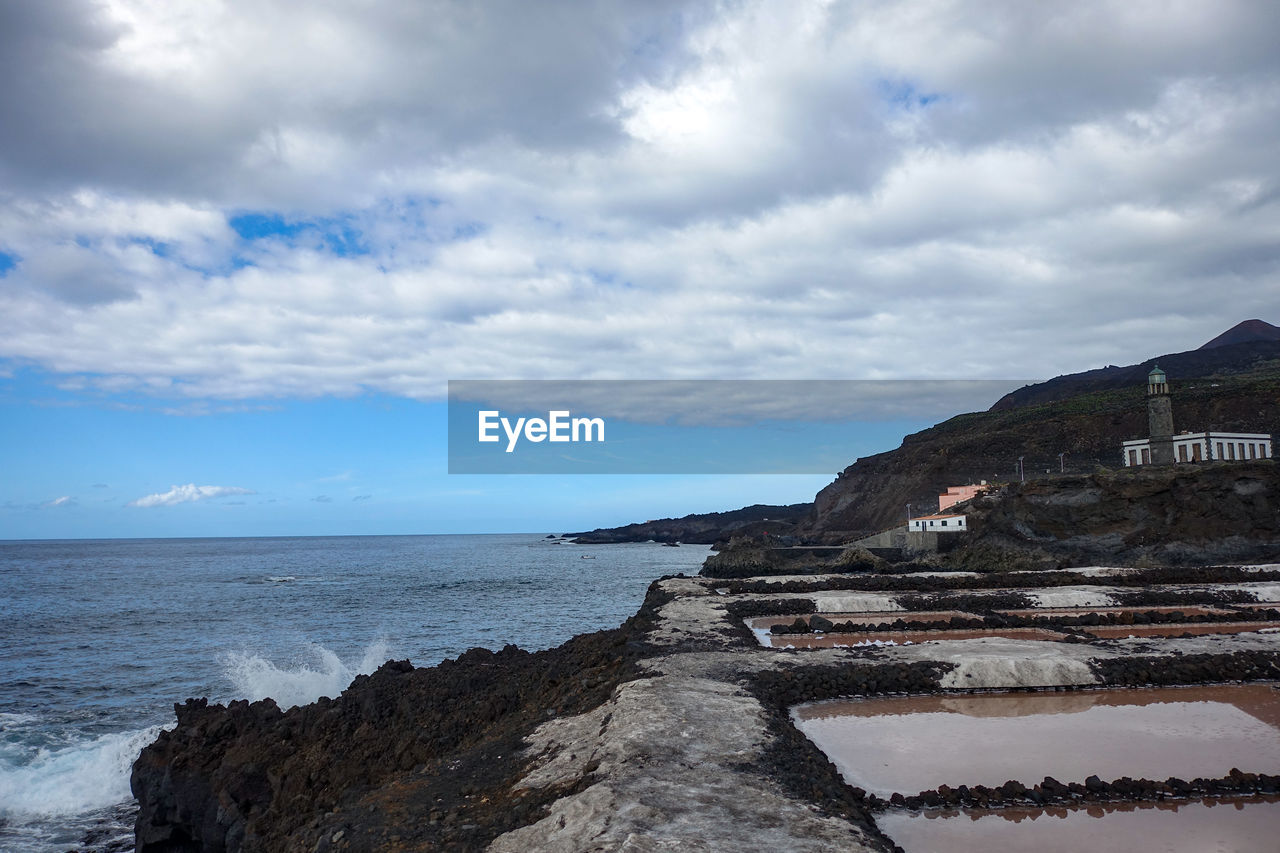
[876,796,1280,853]
[793,684,1280,797]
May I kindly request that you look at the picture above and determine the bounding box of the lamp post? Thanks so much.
[1018,456,1025,483]
[1058,452,1065,473]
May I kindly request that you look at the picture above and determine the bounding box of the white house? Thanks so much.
[908,513,968,532]
[1123,432,1272,467]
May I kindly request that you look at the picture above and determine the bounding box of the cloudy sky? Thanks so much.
[2,0,1278,538]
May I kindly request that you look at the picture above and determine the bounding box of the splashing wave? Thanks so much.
[222,640,391,709]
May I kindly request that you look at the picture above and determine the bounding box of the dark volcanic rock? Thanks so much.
[571,502,812,544]
[131,583,671,852]
[809,615,835,633]
[952,462,1280,567]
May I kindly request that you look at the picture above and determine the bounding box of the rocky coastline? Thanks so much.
[131,592,672,852]
[132,558,1280,852]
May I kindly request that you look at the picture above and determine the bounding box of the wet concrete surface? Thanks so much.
[794,684,1280,798]
[876,795,1280,853]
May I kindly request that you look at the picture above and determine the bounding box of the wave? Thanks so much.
[265,575,297,583]
[0,725,165,817]
[222,640,391,710]
[0,712,40,729]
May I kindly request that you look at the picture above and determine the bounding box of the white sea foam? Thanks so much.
[223,640,391,709]
[0,725,165,817]
[0,712,39,729]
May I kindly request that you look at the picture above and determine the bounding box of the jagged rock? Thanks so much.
[131,584,671,852]
[809,616,835,633]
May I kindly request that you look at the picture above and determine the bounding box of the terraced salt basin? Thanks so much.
[796,684,1280,850]
[747,611,975,632]
[746,612,1067,648]
[997,606,1232,618]
[794,684,1280,797]
[877,796,1280,853]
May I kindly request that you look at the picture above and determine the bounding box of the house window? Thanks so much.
[1141,448,1150,464]
[941,520,948,526]
[1178,444,1188,462]
[1250,444,1257,460]
[1239,443,1246,460]
[1193,443,1202,461]
[1217,442,1224,459]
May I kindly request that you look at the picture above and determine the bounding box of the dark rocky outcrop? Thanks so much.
[131,583,672,852]
[951,461,1280,567]
[571,502,811,544]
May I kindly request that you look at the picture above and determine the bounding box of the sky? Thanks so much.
[2,0,1279,539]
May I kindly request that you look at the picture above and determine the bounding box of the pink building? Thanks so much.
[938,484,987,512]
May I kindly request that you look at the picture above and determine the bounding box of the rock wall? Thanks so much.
[956,461,1280,567]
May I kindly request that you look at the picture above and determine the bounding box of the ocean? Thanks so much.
[0,534,710,852]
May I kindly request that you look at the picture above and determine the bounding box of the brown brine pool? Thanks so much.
[759,627,1066,648]
[876,796,1280,853]
[1083,622,1280,639]
[793,684,1280,797]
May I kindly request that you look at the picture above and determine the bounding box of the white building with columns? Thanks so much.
[1122,432,1272,467]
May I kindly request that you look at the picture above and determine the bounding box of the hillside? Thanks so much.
[571,502,812,544]
[1200,319,1280,349]
[804,354,1280,540]
[989,338,1280,411]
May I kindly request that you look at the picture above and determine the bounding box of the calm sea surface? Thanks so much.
[0,534,709,852]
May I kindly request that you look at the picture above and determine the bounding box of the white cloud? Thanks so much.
[44,496,74,507]
[128,484,255,508]
[0,1,1278,399]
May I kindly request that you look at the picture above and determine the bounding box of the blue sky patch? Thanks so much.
[126,237,173,258]
[229,212,309,241]
[0,252,16,276]
[876,78,946,110]
[229,211,372,257]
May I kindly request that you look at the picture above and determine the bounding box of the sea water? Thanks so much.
[0,534,709,852]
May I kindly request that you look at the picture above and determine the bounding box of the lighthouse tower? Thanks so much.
[1146,365,1175,465]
